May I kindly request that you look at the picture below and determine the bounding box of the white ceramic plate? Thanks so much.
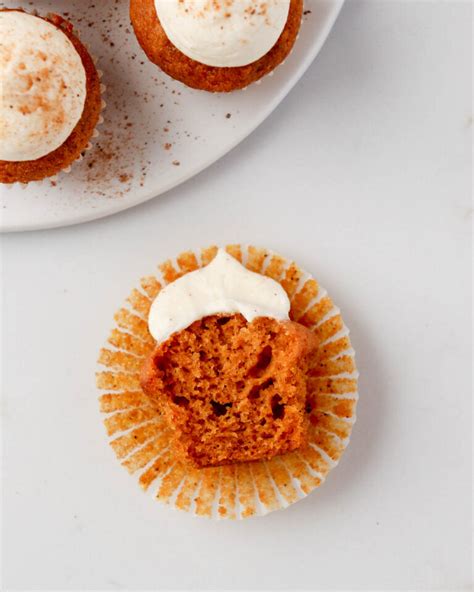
[0,0,343,232]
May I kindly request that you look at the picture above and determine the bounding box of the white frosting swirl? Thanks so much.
[0,11,87,162]
[149,249,290,343]
[154,0,291,67]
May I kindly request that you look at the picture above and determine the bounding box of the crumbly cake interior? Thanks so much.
[141,314,318,468]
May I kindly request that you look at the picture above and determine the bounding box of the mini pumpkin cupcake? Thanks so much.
[130,0,303,92]
[0,10,103,184]
[97,245,359,519]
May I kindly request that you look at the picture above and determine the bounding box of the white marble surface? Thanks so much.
[1,1,471,590]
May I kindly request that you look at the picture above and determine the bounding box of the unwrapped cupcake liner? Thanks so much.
[2,10,106,189]
[96,245,359,519]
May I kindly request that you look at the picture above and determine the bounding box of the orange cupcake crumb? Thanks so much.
[141,314,318,468]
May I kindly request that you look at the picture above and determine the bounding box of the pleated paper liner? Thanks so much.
[3,9,106,189]
[96,245,358,519]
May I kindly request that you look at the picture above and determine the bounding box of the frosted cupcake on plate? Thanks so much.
[130,0,303,92]
[0,10,103,184]
[97,245,359,519]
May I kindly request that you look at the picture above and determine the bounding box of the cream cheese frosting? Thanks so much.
[153,0,291,68]
[148,248,290,343]
[0,11,87,162]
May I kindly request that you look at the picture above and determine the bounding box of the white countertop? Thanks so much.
[1,1,471,590]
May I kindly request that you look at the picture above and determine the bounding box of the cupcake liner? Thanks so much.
[96,245,359,519]
[2,10,106,188]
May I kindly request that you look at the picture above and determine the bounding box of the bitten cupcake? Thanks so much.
[141,249,319,468]
[0,10,103,184]
[130,0,303,92]
[97,245,359,519]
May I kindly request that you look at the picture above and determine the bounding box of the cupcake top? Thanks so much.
[0,11,87,162]
[148,248,290,343]
[153,0,291,67]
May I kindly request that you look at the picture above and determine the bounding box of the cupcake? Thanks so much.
[141,249,319,468]
[130,0,303,92]
[0,10,103,184]
[97,245,359,519]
